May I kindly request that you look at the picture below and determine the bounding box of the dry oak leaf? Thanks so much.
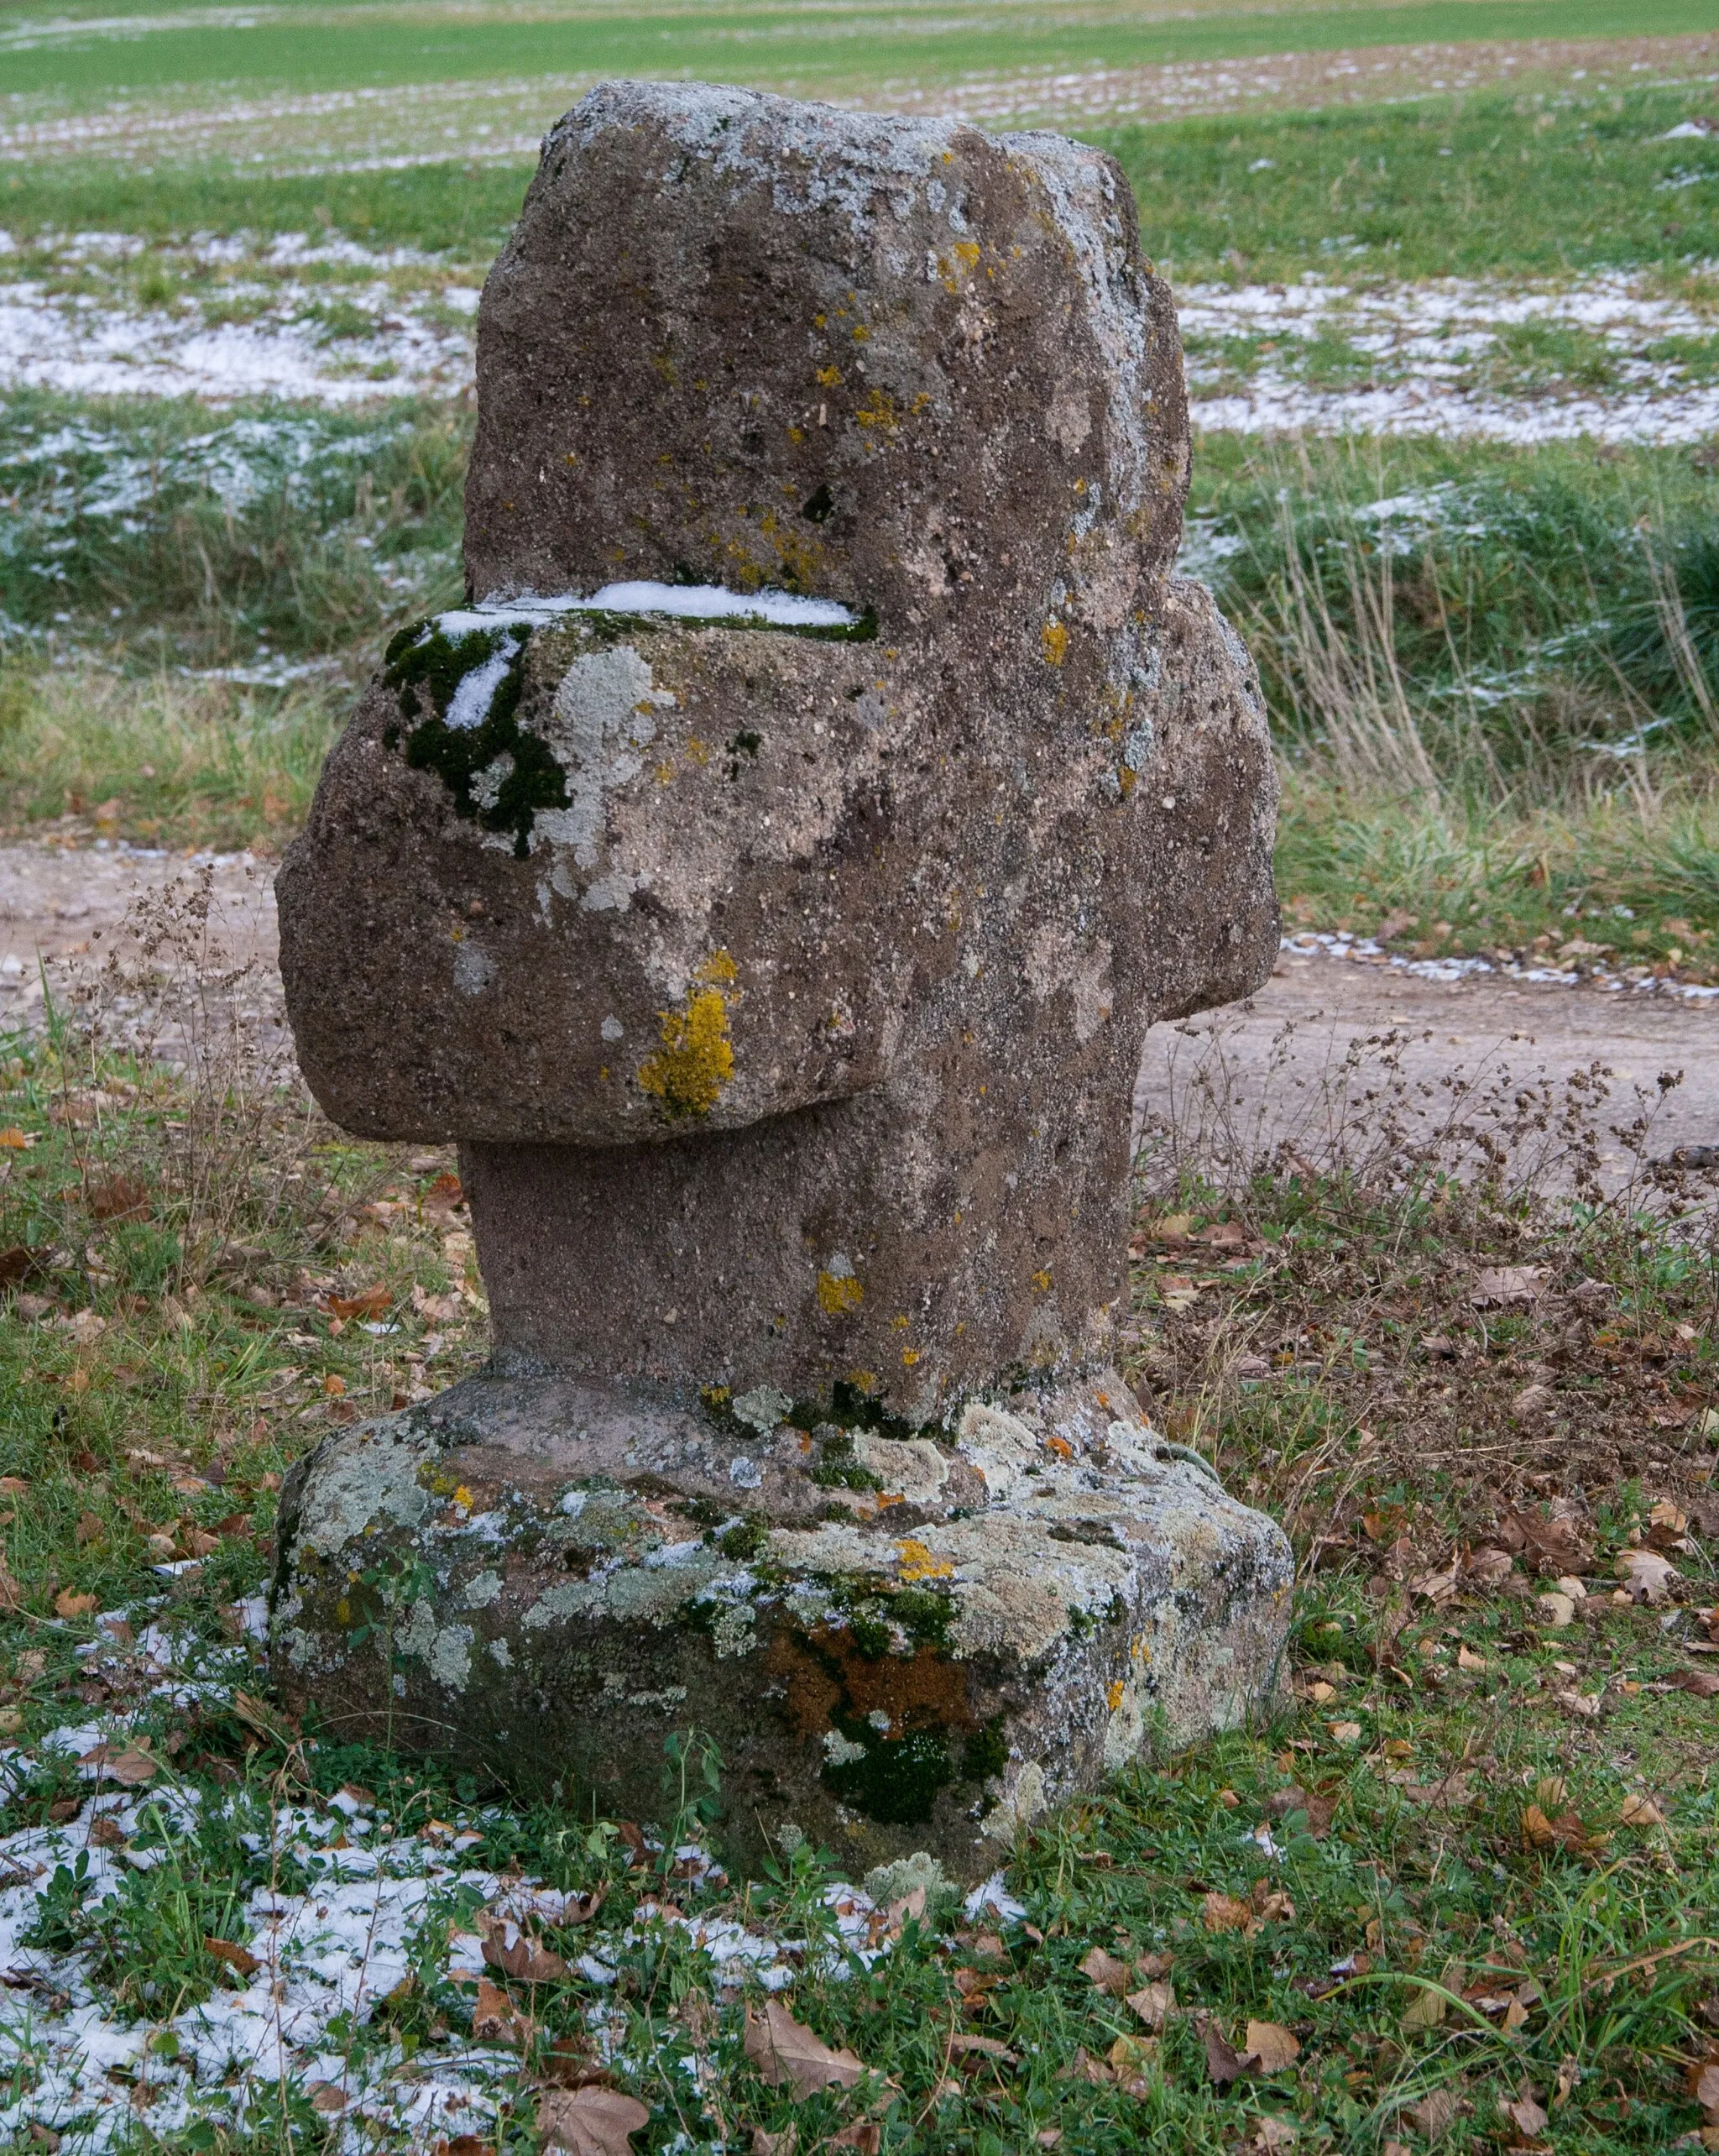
[743,1999,867,2100]
[54,1590,97,1620]
[1620,1792,1667,1828]
[1243,2021,1301,2075]
[307,2083,349,2116]
[537,2085,651,2156]
[1126,1981,1175,2033]
[204,1935,259,1978]
[1078,1944,1131,1996]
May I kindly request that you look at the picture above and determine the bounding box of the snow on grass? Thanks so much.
[3,225,1716,437]
[0,1598,904,2153]
[1181,270,1719,442]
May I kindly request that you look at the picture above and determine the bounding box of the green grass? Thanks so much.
[6,0,1715,109]
[6,1019,1719,2148]
[7,81,1719,288]
[1186,432,1719,971]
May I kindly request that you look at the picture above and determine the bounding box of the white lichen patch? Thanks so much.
[531,643,676,871]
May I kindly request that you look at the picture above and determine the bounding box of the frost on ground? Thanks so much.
[0,1593,948,2153]
[1181,270,1719,443]
[3,227,1718,438]
[0,231,478,405]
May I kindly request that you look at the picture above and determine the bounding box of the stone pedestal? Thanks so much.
[269,81,1293,1873]
[273,1370,1290,1878]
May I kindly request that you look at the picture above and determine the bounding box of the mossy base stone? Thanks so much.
[269,1369,1292,1880]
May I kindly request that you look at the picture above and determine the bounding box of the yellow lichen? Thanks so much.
[896,1538,954,1583]
[901,1347,921,1368]
[698,950,739,985]
[637,986,735,1120]
[817,364,844,388]
[1041,620,1068,667]
[954,241,981,271]
[452,1484,473,1510]
[1105,1677,1126,1712]
[818,1269,865,1316]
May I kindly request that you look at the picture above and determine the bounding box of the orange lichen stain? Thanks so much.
[876,1491,906,1509]
[1131,1634,1152,1666]
[766,1628,973,1743]
[817,364,844,388]
[1045,1435,1073,1461]
[896,1538,954,1583]
[901,1347,921,1368]
[1042,620,1068,667]
[638,986,734,1120]
[818,1269,865,1316]
[1105,1678,1126,1712]
[452,1485,473,1510]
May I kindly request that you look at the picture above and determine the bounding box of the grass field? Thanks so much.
[5,1,1719,2149]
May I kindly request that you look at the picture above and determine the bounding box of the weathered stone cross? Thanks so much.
[271,81,1291,1876]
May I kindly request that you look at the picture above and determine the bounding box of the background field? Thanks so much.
[5,4,1719,2153]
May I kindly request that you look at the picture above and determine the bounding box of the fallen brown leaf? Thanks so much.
[1471,1265,1549,1309]
[204,1935,259,1977]
[321,1285,391,1322]
[1620,1792,1667,1828]
[472,1975,531,2047]
[1126,1980,1175,2033]
[478,1912,569,1984]
[948,2033,1016,2064]
[537,2085,651,2156]
[1499,2088,1549,2141]
[743,2000,866,2101]
[1201,2019,1252,2088]
[1617,1547,1679,1604]
[1405,2087,1460,2138]
[1243,2021,1301,2074]
[830,2124,880,2155]
[1078,1944,1131,1996]
[1201,1892,1253,1936]
[54,1590,97,1619]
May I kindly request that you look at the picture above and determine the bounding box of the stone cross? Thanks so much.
[271,82,1291,1878]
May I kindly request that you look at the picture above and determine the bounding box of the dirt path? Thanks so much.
[1135,945,1719,1194]
[4,845,1716,1188]
[0,840,280,1037]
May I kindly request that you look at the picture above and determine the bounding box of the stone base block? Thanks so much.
[269,1369,1293,1880]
